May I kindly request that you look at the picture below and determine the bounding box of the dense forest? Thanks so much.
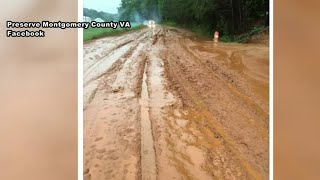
[118,0,269,38]
[84,8,118,21]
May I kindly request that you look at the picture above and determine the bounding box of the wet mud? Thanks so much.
[83,26,269,180]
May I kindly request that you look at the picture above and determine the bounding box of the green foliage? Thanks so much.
[84,23,144,42]
[232,25,266,43]
[161,21,177,26]
[84,8,118,21]
[117,0,268,41]
[220,36,232,42]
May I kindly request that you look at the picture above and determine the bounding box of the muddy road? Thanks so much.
[83,26,269,180]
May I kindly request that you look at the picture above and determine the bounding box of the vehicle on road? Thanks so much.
[143,20,155,28]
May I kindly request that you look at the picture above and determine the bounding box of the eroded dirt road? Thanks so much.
[83,26,269,180]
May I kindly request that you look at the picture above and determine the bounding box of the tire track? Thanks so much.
[84,35,150,180]
[84,32,149,87]
[137,28,163,180]
[175,37,269,139]
[179,37,269,118]
[84,35,148,109]
[161,28,267,179]
[139,57,157,180]
[163,50,262,179]
[84,29,149,73]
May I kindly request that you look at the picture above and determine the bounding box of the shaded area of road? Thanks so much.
[83,25,269,180]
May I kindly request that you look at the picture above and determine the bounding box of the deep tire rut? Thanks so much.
[139,58,157,180]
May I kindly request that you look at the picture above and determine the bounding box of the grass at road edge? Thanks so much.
[84,24,145,42]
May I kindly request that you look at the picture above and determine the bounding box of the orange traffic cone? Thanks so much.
[214,31,219,43]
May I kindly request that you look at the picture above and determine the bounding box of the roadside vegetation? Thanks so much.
[83,23,144,42]
[84,8,118,22]
[161,21,267,42]
[118,0,269,42]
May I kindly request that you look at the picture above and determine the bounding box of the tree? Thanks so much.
[118,0,267,37]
